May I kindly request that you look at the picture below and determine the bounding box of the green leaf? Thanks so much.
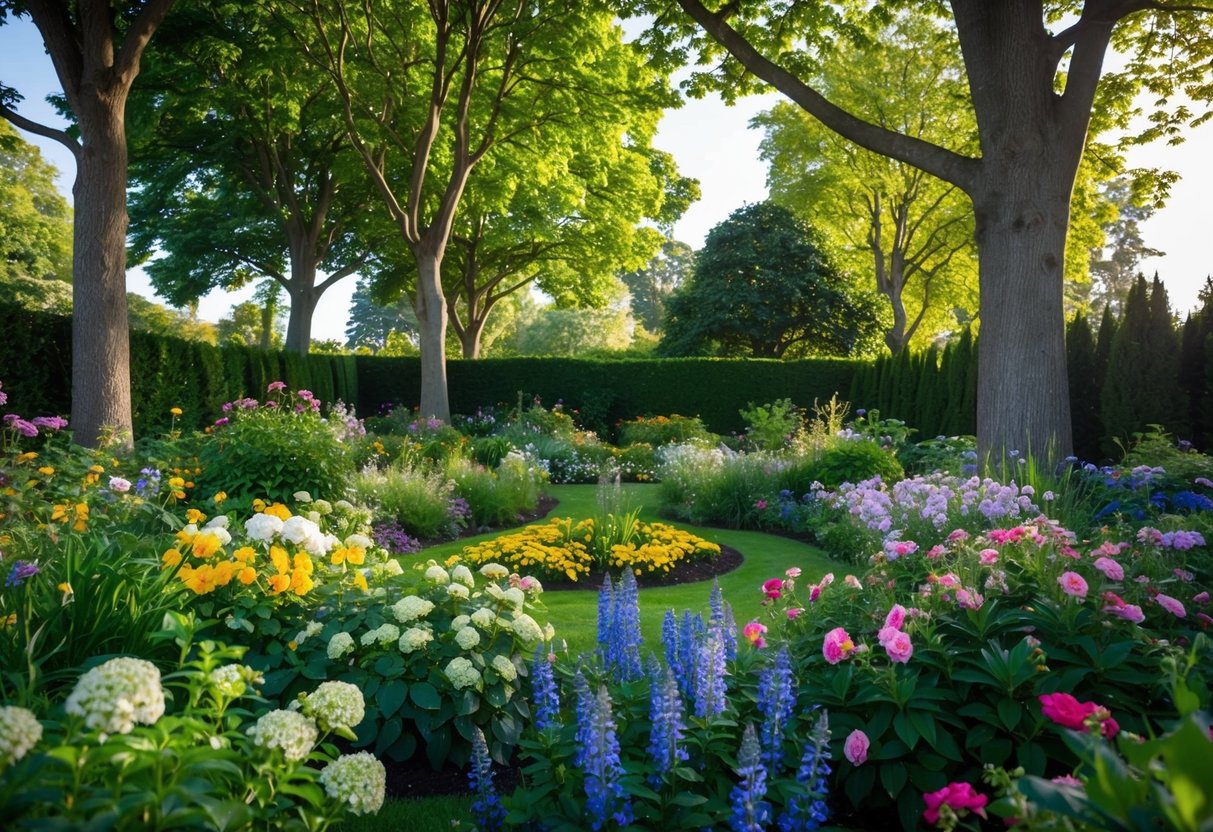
[997,697,1022,731]
[375,718,403,756]
[892,712,920,750]
[411,681,441,710]
[880,762,908,797]
[374,653,405,678]
[376,680,407,718]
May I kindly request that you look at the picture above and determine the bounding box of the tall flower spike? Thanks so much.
[647,659,689,784]
[662,609,682,681]
[531,642,560,731]
[778,710,833,832]
[757,645,796,774]
[605,570,643,682]
[469,726,506,832]
[677,610,706,700]
[722,600,738,661]
[578,685,633,832]
[729,722,772,832]
[573,666,594,768]
[693,626,728,718]
[597,573,614,655]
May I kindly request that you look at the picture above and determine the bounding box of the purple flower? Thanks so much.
[757,646,796,773]
[3,415,38,438]
[530,643,560,731]
[692,625,728,718]
[267,381,287,393]
[576,680,632,831]
[710,579,737,660]
[0,381,6,406]
[5,560,40,588]
[729,723,772,832]
[371,520,421,555]
[600,571,643,682]
[468,727,505,831]
[647,657,688,782]
[778,711,832,831]
[31,415,68,432]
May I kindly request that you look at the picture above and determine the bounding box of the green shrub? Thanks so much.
[617,413,715,447]
[352,463,456,540]
[809,440,904,488]
[470,436,513,469]
[740,398,805,451]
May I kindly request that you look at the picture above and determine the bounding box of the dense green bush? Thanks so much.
[617,413,716,447]
[809,441,905,489]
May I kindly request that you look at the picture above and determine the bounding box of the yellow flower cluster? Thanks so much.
[50,502,89,532]
[460,517,720,582]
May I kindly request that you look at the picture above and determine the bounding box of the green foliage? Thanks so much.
[618,413,715,448]
[740,398,805,451]
[620,238,696,335]
[352,463,458,540]
[1067,313,1103,463]
[0,120,72,284]
[810,441,905,489]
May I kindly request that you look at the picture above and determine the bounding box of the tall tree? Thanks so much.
[634,0,1210,462]
[1087,175,1167,316]
[126,4,383,355]
[1066,312,1101,462]
[0,119,72,283]
[621,238,695,335]
[0,0,176,446]
[344,276,419,353]
[659,201,880,358]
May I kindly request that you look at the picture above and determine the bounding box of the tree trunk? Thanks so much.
[885,280,910,355]
[459,316,485,359]
[284,288,316,355]
[414,251,451,421]
[72,93,133,449]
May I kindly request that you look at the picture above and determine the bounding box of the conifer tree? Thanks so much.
[1066,313,1101,461]
[1178,278,1213,448]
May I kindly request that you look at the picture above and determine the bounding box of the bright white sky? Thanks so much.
[1,17,1210,342]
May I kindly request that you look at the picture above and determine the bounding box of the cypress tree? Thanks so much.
[877,351,896,416]
[914,345,942,437]
[1093,302,1118,394]
[1179,278,1213,448]
[943,328,973,436]
[892,347,916,423]
[960,329,978,436]
[1148,275,1185,435]
[1066,313,1101,461]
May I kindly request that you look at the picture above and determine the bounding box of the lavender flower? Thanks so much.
[469,727,506,831]
[710,580,737,661]
[757,645,796,773]
[573,668,594,768]
[578,685,633,831]
[531,643,560,730]
[371,520,422,555]
[597,574,614,654]
[778,711,832,831]
[647,657,688,783]
[692,626,728,718]
[599,572,643,682]
[5,560,39,588]
[677,610,706,700]
[729,723,772,832]
[662,609,681,679]
[31,415,68,432]
[3,415,38,438]
[135,467,161,498]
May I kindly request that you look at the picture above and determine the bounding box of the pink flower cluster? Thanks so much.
[877,604,913,663]
[822,627,855,664]
[1039,692,1118,738]
[922,782,988,826]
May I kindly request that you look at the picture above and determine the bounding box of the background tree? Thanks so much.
[126,294,217,343]
[1066,313,1102,462]
[344,276,420,354]
[505,300,635,357]
[620,238,695,336]
[0,119,72,283]
[0,0,176,446]
[1086,175,1167,316]
[633,0,1209,462]
[127,3,382,355]
[659,201,880,358]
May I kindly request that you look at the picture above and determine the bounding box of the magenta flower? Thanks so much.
[843,729,869,766]
[822,627,855,665]
[955,588,984,610]
[883,604,907,631]
[922,782,987,826]
[786,607,804,620]
[978,548,999,565]
[761,578,783,601]
[1193,591,1210,606]
[1155,593,1186,618]
[1058,571,1088,599]
[31,415,68,431]
[784,567,801,579]
[742,620,768,649]
[267,381,287,393]
[1104,603,1145,623]
[1092,557,1124,581]
[754,499,767,511]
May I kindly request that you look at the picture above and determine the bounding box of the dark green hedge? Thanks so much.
[357,355,864,434]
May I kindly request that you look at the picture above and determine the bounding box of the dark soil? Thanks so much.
[381,752,523,800]
[540,543,744,591]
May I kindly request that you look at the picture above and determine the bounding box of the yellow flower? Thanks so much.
[213,491,227,504]
[37,466,55,476]
[332,546,365,567]
[292,552,314,576]
[270,546,290,575]
[183,564,218,594]
[0,613,16,628]
[50,504,68,523]
[353,572,369,592]
[287,640,298,651]
[185,508,207,525]
[162,548,184,569]
[267,573,291,595]
[191,532,223,560]
[237,566,257,585]
[168,477,185,489]
[15,452,37,463]
[88,464,104,474]
[263,502,292,521]
[252,498,268,513]
[212,561,238,586]
[233,546,257,564]
[72,503,89,532]
[170,407,183,416]
[289,569,314,596]
[58,581,73,596]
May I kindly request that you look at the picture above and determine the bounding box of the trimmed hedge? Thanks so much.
[357,355,863,435]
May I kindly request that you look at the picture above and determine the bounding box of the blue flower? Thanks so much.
[601,571,643,682]
[662,609,680,678]
[573,667,594,768]
[757,646,796,773]
[729,723,772,832]
[530,643,560,730]
[468,727,506,831]
[676,610,705,699]
[597,574,614,653]
[709,580,736,661]
[778,710,832,831]
[578,684,633,831]
[4,560,39,588]
[647,657,689,783]
[692,626,728,718]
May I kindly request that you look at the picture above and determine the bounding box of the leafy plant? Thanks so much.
[740,398,805,451]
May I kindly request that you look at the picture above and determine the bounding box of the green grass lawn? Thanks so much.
[353,483,851,828]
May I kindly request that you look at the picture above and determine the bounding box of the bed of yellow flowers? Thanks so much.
[459,515,720,582]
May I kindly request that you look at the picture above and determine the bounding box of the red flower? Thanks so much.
[1039,692,1097,730]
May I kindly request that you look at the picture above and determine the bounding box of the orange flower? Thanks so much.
[183,564,218,594]
[237,566,257,585]
[267,573,291,594]
[72,503,89,532]
[162,548,184,569]
[270,546,290,575]
[263,502,292,521]
[212,560,238,586]
[289,569,314,596]
[191,532,223,560]
[292,552,314,576]
[185,508,207,525]
[233,546,257,564]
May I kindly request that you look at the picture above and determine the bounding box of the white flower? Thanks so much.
[479,563,509,580]
[334,499,356,513]
[245,513,284,542]
[451,614,471,630]
[346,533,372,550]
[282,515,323,548]
[424,565,450,585]
[319,752,386,816]
[108,476,131,493]
[491,655,518,682]
[382,560,403,577]
[204,515,230,530]
[360,623,401,647]
[398,627,433,654]
[295,620,325,644]
[0,706,42,768]
[327,632,355,660]
[451,564,475,588]
[294,491,313,503]
[391,596,435,623]
[510,613,544,644]
[544,623,556,642]
[455,626,481,650]
[210,665,262,698]
[485,583,506,602]
[313,499,333,515]
[470,608,497,630]
[447,583,470,600]
[503,587,525,610]
[248,709,318,762]
[300,681,365,730]
[207,526,232,546]
[444,657,482,691]
[307,511,323,525]
[65,657,165,737]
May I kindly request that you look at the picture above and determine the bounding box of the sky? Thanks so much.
[1,17,1211,344]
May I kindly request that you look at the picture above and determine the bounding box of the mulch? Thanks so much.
[381,753,523,800]
[540,543,745,591]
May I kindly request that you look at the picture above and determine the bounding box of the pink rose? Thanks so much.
[955,588,984,610]
[884,630,913,663]
[1059,571,1089,599]
[1104,603,1145,623]
[844,729,869,765]
[1156,593,1186,618]
[883,604,907,631]
[785,567,802,579]
[978,548,999,565]
[822,627,855,665]
[1092,557,1124,581]
[1039,692,1096,730]
[922,782,988,826]
[743,620,768,649]
[762,578,783,601]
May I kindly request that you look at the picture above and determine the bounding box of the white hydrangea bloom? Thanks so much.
[313,499,333,515]
[307,511,323,525]
[204,515,230,530]
[470,608,496,630]
[491,655,518,682]
[301,681,365,730]
[345,533,372,550]
[334,500,356,513]
[455,626,481,650]
[398,627,433,654]
[450,564,475,588]
[449,615,470,631]
[447,583,469,600]
[207,526,233,546]
[65,657,165,737]
[209,665,262,699]
[424,565,450,585]
[319,752,386,816]
[360,623,401,647]
[485,584,505,602]
[245,513,283,542]
[282,516,324,549]
[0,706,42,768]
[544,623,557,642]
[479,563,509,580]
[444,657,482,691]
[511,613,544,644]
[327,632,355,660]
[381,560,404,577]
[249,710,318,762]
[390,596,435,623]
[294,620,325,645]
[503,587,525,610]
[294,491,313,503]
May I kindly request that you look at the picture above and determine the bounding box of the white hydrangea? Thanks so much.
[308,511,323,525]
[207,526,233,546]
[65,657,165,737]
[450,564,474,588]
[445,657,482,691]
[503,587,525,610]
[245,513,283,542]
[209,665,262,699]
[360,623,401,647]
[345,533,372,550]
[391,595,435,623]
[180,523,199,537]
[249,710,318,762]
[544,622,557,642]
[204,515,230,530]
[455,626,481,650]
[447,583,469,600]
[470,608,497,630]
[398,627,433,654]
[424,565,450,585]
[511,613,544,644]
[301,681,365,731]
[334,500,356,513]
[282,515,328,556]
[381,560,404,577]
[295,620,325,645]
[294,491,313,503]
[485,583,506,602]
[479,563,509,580]
[0,706,42,768]
[319,752,386,816]
[327,632,355,660]
[313,499,333,515]
[451,614,471,630]
[491,655,518,682]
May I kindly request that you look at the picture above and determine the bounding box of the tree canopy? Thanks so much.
[621,238,695,335]
[0,119,72,284]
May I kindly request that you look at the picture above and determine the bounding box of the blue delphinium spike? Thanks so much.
[531,642,560,730]
[729,723,772,832]
[757,645,796,773]
[692,626,728,718]
[597,573,614,654]
[573,667,594,768]
[647,659,689,784]
[603,570,643,682]
[677,610,705,700]
[662,609,681,679]
[709,580,738,661]
[577,684,634,831]
[778,710,833,831]
[721,600,738,661]
[469,726,506,832]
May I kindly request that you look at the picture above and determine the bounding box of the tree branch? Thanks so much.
[114,0,178,86]
[0,104,81,162]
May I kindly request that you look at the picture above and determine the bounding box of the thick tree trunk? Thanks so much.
[72,95,133,449]
[885,280,910,355]
[414,251,451,421]
[459,317,484,359]
[283,245,321,354]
